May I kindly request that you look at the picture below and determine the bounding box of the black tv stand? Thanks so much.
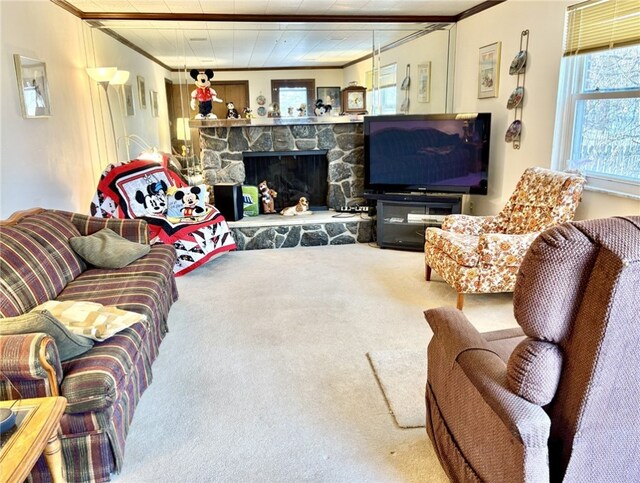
[369,192,463,251]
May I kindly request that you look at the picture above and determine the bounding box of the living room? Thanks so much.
[1,1,639,482]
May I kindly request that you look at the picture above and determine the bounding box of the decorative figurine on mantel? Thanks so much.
[281,197,312,216]
[226,101,240,119]
[314,99,332,116]
[189,69,223,119]
[258,180,278,213]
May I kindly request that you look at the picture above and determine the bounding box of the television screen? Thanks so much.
[364,113,491,195]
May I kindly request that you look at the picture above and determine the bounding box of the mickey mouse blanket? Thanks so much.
[90,156,236,276]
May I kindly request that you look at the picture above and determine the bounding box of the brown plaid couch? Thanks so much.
[0,208,178,482]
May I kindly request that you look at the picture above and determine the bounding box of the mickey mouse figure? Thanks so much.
[314,99,332,116]
[190,69,223,120]
[226,101,240,119]
[174,186,206,218]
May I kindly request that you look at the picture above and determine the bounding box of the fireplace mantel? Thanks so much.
[189,115,364,129]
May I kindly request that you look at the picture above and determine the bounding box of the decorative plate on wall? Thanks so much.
[256,106,267,116]
[507,86,525,109]
[509,50,527,75]
[505,120,522,142]
[256,95,266,105]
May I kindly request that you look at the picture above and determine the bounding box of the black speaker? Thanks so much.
[213,183,243,221]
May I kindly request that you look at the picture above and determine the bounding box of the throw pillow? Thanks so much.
[167,185,208,218]
[33,300,147,342]
[69,228,150,269]
[0,311,94,361]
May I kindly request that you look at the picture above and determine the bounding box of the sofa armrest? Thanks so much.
[478,232,540,267]
[53,210,150,244]
[426,307,550,447]
[0,333,62,398]
[441,214,498,235]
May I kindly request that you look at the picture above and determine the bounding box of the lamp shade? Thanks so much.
[176,118,192,141]
[110,70,130,85]
[86,67,117,83]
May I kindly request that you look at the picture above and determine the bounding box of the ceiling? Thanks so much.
[55,0,499,70]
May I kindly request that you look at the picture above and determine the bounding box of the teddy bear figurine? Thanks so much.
[226,101,240,119]
[258,180,277,214]
[189,69,223,119]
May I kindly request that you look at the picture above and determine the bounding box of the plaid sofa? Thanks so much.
[0,209,178,482]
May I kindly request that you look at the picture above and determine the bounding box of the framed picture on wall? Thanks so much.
[478,42,501,99]
[14,54,51,118]
[316,86,341,112]
[137,75,147,109]
[150,90,159,117]
[417,62,431,103]
[122,84,135,116]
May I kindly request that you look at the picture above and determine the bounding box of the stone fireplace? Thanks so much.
[191,117,372,250]
[197,118,365,209]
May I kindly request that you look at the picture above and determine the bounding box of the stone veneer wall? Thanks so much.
[198,123,365,208]
[232,220,373,250]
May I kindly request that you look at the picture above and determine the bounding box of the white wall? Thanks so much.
[0,0,171,219]
[453,0,639,219]
[342,29,453,114]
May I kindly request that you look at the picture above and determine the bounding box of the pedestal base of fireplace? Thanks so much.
[228,210,373,250]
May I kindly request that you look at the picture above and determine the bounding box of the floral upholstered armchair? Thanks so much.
[424,167,586,309]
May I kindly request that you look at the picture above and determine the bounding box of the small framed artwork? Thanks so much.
[478,42,501,99]
[137,75,147,109]
[316,86,341,112]
[14,54,51,118]
[341,85,367,114]
[417,62,431,103]
[150,90,159,117]
[122,84,135,116]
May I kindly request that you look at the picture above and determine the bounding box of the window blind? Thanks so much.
[366,64,397,90]
[564,0,640,56]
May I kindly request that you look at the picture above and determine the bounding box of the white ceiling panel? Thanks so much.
[64,0,489,69]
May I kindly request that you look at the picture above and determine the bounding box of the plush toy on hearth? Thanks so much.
[189,69,223,120]
[281,197,312,217]
[226,101,240,119]
[258,180,278,214]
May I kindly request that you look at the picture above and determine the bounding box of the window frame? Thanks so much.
[552,51,640,199]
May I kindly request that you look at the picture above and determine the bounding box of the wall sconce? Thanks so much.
[86,67,129,161]
[176,117,191,157]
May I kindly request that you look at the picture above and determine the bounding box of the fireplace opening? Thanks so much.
[243,150,328,212]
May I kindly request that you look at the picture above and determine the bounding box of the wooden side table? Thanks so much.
[0,396,67,483]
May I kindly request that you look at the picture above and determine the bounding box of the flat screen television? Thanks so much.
[364,113,491,195]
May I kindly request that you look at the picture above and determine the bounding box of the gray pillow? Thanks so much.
[0,311,94,361]
[70,228,150,269]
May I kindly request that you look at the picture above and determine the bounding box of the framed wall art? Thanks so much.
[14,54,51,118]
[316,86,341,112]
[478,41,501,99]
[137,75,147,109]
[417,62,431,103]
[150,90,159,117]
[122,84,135,116]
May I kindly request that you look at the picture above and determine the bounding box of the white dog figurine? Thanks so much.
[280,197,312,217]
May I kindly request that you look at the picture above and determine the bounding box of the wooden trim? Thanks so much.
[86,21,173,71]
[49,0,83,18]
[173,65,344,73]
[455,1,506,22]
[39,339,60,397]
[77,12,457,23]
[0,208,45,226]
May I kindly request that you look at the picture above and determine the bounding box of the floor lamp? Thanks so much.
[86,67,129,161]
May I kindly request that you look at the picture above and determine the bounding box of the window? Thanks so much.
[366,63,397,114]
[553,1,640,198]
[271,79,315,117]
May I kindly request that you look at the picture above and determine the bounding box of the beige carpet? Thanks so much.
[112,243,516,482]
[367,350,427,429]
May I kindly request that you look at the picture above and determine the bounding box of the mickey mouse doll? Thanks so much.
[190,69,223,119]
[226,101,240,119]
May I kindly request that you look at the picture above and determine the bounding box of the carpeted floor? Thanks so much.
[113,243,517,482]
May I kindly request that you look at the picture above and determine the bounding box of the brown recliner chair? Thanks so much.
[424,216,640,482]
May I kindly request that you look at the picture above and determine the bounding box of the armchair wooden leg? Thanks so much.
[425,265,432,281]
[456,293,464,310]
